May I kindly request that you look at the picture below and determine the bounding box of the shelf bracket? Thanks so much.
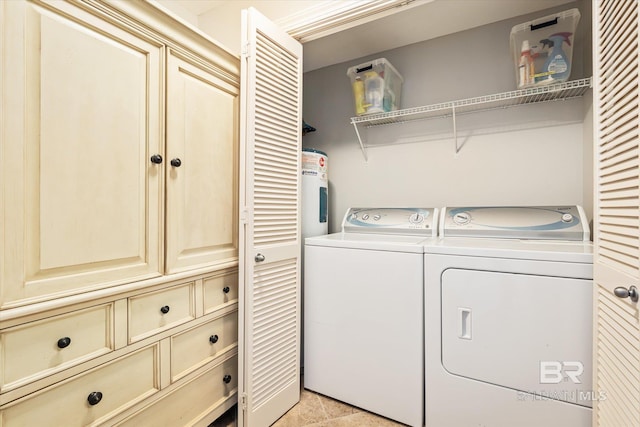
[452,105,459,154]
[351,121,369,161]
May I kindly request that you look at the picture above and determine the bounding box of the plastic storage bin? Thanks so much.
[347,58,403,116]
[510,8,580,88]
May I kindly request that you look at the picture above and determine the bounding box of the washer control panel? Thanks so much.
[441,206,590,241]
[342,208,438,236]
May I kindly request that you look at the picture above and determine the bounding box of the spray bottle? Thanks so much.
[539,32,573,83]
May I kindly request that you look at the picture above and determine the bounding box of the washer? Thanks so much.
[425,206,593,427]
[304,207,438,427]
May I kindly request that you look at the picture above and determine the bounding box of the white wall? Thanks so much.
[302,0,593,233]
[154,0,199,26]
[197,1,322,56]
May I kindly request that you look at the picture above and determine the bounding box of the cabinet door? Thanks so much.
[165,49,239,274]
[1,0,163,306]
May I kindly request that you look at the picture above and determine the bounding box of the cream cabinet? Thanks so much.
[1,0,239,309]
[1,345,160,426]
[0,0,240,425]
[165,50,239,275]
[114,354,238,427]
[1,303,115,393]
[1,0,164,308]
[128,282,197,343]
[0,269,240,426]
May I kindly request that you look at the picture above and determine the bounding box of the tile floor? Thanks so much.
[210,387,406,427]
[272,388,405,427]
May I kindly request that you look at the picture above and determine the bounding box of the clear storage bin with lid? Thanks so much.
[347,58,403,116]
[510,8,581,88]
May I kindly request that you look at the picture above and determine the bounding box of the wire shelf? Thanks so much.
[349,77,592,160]
[350,77,592,127]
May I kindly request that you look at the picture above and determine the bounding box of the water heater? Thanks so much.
[301,148,328,238]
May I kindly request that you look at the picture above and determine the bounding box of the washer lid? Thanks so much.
[304,233,434,253]
[440,206,590,241]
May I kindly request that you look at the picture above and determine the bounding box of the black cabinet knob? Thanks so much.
[57,337,71,349]
[150,154,163,164]
[87,391,103,406]
[170,158,182,167]
[223,374,232,384]
[222,286,230,294]
[209,334,219,344]
[160,305,170,314]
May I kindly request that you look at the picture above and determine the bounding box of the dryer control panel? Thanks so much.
[342,207,438,236]
[440,206,590,241]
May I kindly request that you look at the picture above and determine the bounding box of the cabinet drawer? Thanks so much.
[129,282,195,342]
[203,270,238,315]
[1,344,159,427]
[1,304,114,391]
[171,311,238,381]
[115,354,237,427]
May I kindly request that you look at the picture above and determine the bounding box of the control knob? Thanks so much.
[409,213,424,224]
[453,212,471,225]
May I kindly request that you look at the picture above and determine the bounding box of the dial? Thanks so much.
[373,214,381,221]
[409,213,424,224]
[453,212,471,225]
[362,214,370,220]
[561,213,573,223]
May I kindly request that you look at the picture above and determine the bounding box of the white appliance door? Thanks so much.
[304,245,423,426]
[239,7,303,427]
[441,268,593,407]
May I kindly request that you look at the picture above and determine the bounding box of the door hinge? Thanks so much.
[241,392,248,410]
[241,41,251,58]
[240,208,248,224]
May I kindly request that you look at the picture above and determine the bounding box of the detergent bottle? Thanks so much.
[539,32,573,83]
[352,76,367,115]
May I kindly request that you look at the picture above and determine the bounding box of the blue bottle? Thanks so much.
[540,32,573,83]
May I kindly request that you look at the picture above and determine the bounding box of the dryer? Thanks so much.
[425,206,593,427]
[304,207,438,427]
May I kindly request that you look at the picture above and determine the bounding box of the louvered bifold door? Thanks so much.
[594,1,640,426]
[238,7,303,427]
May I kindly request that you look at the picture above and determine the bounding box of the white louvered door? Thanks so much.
[593,1,640,426]
[238,7,303,427]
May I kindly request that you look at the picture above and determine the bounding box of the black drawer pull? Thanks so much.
[57,337,71,349]
[223,286,230,294]
[160,305,170,314]
[223,374,232,384]
[87,391,103,406]
[209,334,219,344]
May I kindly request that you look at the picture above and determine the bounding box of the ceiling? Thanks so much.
[174,0,576,72]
